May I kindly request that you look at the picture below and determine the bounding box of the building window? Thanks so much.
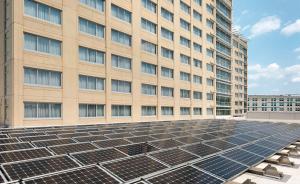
[79,17,104,38]
[206,49,214,58]
[161,87,174,97]
[207,78,214,86]
[142,62,156,75]
[206,34,214,43]
[24,33,61,56]
[180,1,190,14]
[161,106,173,115]
[111,4,131,23]
[79,104,104,117]
[180,89,190,98]
[206,64,214,72]
[141,18,157,34]
[142,84,157,95]
[141,40,157,54]
[180,19,190,31]
[193,26,202,37]
[112,80,131,93]
[111,29,131,46]
[194,0,202,6]
[24,0,61,24]
[207,93,214,100]
[207,108,214,115]
[193,43,202,53]
[161,8,173,22]
[180,54,190,65]
[112,105,131,117]
[193,91,202,100]
[79,75,105,91]
[193,10,202,22]
[24,102,61,119]
[206,19,214,29]
[206,4,214,14]
[193,75,202,84]
[193,108,202,115]
[79,46,105,64]
[161,27,174,41]
[217,42,231,56]
[180,107,190,115]
[142,0,156,13]
[180,37,191,48]
[24,67,61,87]
[112,54,131,70]
[194,59,202,68]
[161,47,174,59]
[180,72,191,82]
[80,0,104,12]
[161,67,174,78]
[142,106,156,116]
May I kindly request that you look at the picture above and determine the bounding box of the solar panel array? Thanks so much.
[0,119,299,183]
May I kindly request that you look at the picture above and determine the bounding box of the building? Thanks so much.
[0,0,247,128]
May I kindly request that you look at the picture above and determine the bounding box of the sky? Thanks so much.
[233,0,300,95]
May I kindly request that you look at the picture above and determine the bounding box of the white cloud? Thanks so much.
[294,47,300,59]
[249,16,281,38]
[281,19,300,36]
[241,10,249,15]
[242,25,250,32]
[292,77,300,83]
[248,83,259,88]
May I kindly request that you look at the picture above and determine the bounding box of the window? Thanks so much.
[206,64,214,72]
[141,18,157,34]
[180,1,190,14]
[217,42,231,56]
[180,72,191,82]
[193,43,202,53]
[217,0,230,18]
[112,80,131,93]
[161,67,174,78]
[161,8,173,22]
[193,91,202,100]
[180,89,190,98]
[194,108,202,115]
[112,54,131,70]
[207,93,214,100]
[193,75,202,84]
[112,105,131,117]
[142,0,156,13]
[79,75,105,91]
[24,0,61,24]
[80,0,104,12]
[194,59,202,68]
[193,26,202,37]
[142,62,156,75]
[206,34,214,43]
[194,0,202,6]
[111,4,131,23]
[180,54,190,65]
[161,106,173,115]
[79,46,105,64]
[207,108,214,115]
[24,67,61,87]
[207,78,214,86]
[180,37,190,48]
[111,29,131,46]
[24,102,61,119]
[216,55,231,69]
[79,104,104,117]
[180,19,190,31]
[142,84,157,95]
[141,40,157,54]
[206,4,214,14]
[180,107,190,115]
[79,17,104,38]
[161,87,174,97]
[142,106,156,116]
[217,28,231,44]
[193,10,202,22]
[206,49,214,58]
[206,19,214,29]
[161,27,174,41]
[161,47,174,59]
[24,33,61,56]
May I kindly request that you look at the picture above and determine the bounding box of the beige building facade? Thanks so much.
[0,0,246,128]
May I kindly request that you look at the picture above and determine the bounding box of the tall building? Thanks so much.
[0,0,247,128]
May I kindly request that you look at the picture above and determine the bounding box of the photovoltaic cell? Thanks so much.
[73,135,108,142]
[147,166,223,184]
[183,143,221,157]
[0,138,19,144]
[221,136,249,145]
[169,131,191,137]
[222,148,264,166]
[105,133,133,139]
[32,138,76,148]
[150,134,175,139]
[9,132,45,138]
[175,136,202,144]
[255,139,285,150]
[149,139,183,149]
[235,134,257,142]
[242,144,276,157]
[93,139,131,148]
[58,132,90,138]
[0,142,33,152]
[103,156,167,182]
[19,135,59,142]
[116,143,158,156]
[23,165,120,184]
[48,143,98,155]
[126,135,156,143]
[204,140,237,150]
[194,133,217,141]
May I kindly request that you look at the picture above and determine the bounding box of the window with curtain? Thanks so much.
[141,40,157,54]
[111,29,131,46]
[180,54,190,65]
[180,89,190,98]
[111,4,131,23]
[193,91,202,100]
[79,104,104,117]
[161,67,173,78]
[79,46,105,64]
[161,27,173,41]
[193,75,202,84]
[193,26,202,37]
[161,106,173,115]
[207,78,214,86]
[112,105,131,116]
[142,106,156,116]
[161,47,173,59]
[193,10,202,22]
[111,54,132,70]
[112,80,131,93]
[161,87,174,97]
[80,0,104,12]
[24,67,61,87]
[207,93,214,100]
[79,17,104,38]
[142,0,156,13]
[161,8,173,22]
[180,72,191,82]
[24,0,61,24]
[24,102,61,118]
[141,18,157,34]
[194,108,202,115]
[141,84,156,95]
[141,62,156,75]
[193,43,202,53]
[180,107,190,115]
[207,108,214,115]
[79,75,104,91]
[194,59,202,68]
[180,19,190,31]
[180,1,190,14]
[180,36,191,48]
[24,33,61,56]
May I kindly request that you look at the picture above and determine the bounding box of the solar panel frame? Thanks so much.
[203,139,237,150]
[93,138,131,148]
[221,148,265,166]
[148,139,183,149]
[0,142,33,152]
[115,143,159,156]
[32,138,76,148]
[241,143,277,157]
[48,143,98,155]
[182,143,221,157]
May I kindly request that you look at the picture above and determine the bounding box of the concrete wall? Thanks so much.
[0,0,5,125]
[247,112,300,120]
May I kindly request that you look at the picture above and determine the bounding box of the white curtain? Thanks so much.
[87,77,96,90]
[37,70,49,86]
[50,72,61,87]
[50,8,61,24]
[96,25,104,38]
[24,68,37,84]
[24,34,37,51]
[38,103,49,118]
[50,40,61,56]
[24,103,37,118]
[79,75,87,89]
[96,51,104,64]
[88,105,96,117]
[79,104,87,117]
[24,0,37,17]
[96,79,104,90]
[50,104,61,118]
[96,105,104,116]
[38,4,50,21]
[38,37,49,53]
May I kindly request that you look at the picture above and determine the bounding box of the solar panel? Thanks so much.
[193,155,248,180]
[32,138,76,147]
[115,143,158,156]
[147,166,224,184]
[89,130,114,135]
[255,139,286,150]
[221,136,249,145]
[222,148,264,166]
[19,135,59,142]
[2,155,79,181]
[0,148,52,164]
[235,134,258,142]
[183,143,221,157]
[9,132,45,138]
[149,133,175,139]
[71,148,127,165]
[149,139,183,149]
[204,140,237,150]
[23,165,120,184]
[150,148,199,166]
[126,135,156,143]
[175,136,202,144]
[103,155,167,182]
[0,138,19,144]
[242,143,276,157]
[169,131,191,137]
[105,133,133,139]
[0,142,33,152]
[73,135,108,142]
[132,131,152,136]
[58,132,90,138]
[0,134,8,138]
[48,143,98,155]
[93,139,131,148]
[194,133,217,140]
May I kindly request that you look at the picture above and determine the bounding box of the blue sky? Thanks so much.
[233,0,300,95]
